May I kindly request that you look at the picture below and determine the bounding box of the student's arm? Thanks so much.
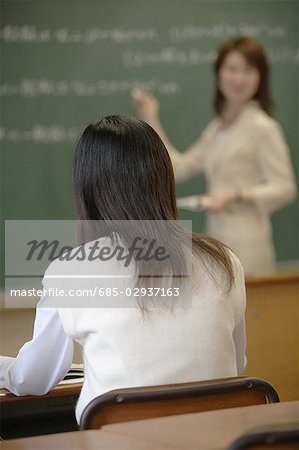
[133,91,205,182]
[0,297,73,396]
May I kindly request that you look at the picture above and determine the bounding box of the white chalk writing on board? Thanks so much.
[0,126,79,143]
[123,48,217,68]
[267,48,299,64]
[169,23,287,42]
[0,79,181,97]
[0,23,288,45]
[0,25,159,44]
[123,47,299,68]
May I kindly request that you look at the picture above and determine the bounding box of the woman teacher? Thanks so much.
[133,36,296,275]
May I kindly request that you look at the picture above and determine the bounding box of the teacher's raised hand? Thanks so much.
[132,90,160,124]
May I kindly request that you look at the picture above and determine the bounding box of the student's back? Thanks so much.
[43,233,246,422]
[0,115,246,424]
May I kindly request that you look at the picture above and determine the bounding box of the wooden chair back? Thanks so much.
[79,377,279,430]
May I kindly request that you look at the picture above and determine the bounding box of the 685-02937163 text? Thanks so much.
[9,287,181,298]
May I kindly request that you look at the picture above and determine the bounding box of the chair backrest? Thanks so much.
[227,424,299,449]
[79,376,279,430]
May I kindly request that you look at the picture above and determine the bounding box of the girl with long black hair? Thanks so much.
[0,115,246,424]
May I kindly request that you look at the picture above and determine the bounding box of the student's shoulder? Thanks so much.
[192,246,245,296]
[227,248,245,282]
[217,247,245,291]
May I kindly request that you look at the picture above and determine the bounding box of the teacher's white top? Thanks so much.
[170,101,297,273]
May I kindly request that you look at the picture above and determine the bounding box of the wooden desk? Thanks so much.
[2,401,298,450]
[0,382,82,403]
[245,271,299,401]
[0,383,82,439]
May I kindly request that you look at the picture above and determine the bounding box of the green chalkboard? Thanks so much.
[1,0,298,276]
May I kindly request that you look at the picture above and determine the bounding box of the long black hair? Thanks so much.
[73,115,234,305]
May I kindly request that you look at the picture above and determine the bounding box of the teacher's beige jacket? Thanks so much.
[169,101,297,274]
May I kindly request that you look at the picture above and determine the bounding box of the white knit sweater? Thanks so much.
[0,237,246,424]
[52,239,247,422]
